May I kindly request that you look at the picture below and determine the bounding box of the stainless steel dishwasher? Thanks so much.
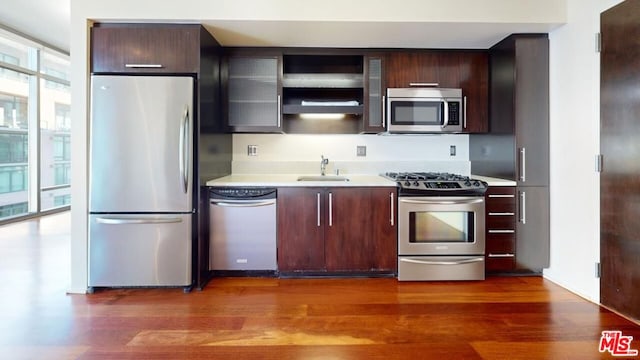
[209,187,277,271]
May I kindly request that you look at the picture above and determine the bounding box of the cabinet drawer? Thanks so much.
[486,237,515,253]
[487,231,515,243]
[91,24,201,73]
[486,256,516,272]
[486,213,515,229]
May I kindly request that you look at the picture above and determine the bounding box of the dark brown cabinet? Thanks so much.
[91,24,204,73]
[385,51,488,133]
[363,54,386,132]
[490,34,550,272]
[277,187,397,273]
[277,187,326,271]
[222,51,283,132]
[485,186,516,273]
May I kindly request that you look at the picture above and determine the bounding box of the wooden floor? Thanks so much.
[1,212,639,359]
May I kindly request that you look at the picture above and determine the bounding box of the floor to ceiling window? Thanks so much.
[0,28,70,222]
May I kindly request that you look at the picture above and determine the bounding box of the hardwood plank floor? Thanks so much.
[1,212,639,359]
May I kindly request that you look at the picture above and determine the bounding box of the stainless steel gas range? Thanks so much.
[382,172,488,281]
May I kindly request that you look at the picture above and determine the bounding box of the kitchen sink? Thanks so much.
[297,175,350,182]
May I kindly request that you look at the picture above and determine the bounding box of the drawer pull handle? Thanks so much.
[125,64,163,68]
[488,212,515,216]
[488,229,515,234]
[488,253,515,258]
[488,194,515,198]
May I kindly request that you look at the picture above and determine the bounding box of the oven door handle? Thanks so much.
[400,257,485,266]
[399,198,484,205]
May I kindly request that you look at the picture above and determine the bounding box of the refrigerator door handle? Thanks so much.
[179,105,190,194]
[95,216,184,225]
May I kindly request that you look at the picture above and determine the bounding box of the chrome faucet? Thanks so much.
[320,155,329,176]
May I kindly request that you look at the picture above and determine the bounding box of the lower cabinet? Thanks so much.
[485,186,517,273]
[277,187,397,273]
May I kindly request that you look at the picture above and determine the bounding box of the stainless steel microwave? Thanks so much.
[386,88,464,133]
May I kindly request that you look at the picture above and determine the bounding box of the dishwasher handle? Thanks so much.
[210,199,276,207]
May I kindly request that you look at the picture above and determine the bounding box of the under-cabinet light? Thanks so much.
[299,113,346,120]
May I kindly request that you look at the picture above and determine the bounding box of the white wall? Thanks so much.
[231,134,470,175]
[69,0,567,293]
[544,0,623,302]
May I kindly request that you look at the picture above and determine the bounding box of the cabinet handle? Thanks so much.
[519,190,526,224]
[382,95,386,128]
[390,192,394,226]
[463,95,467,129]
[409,82,439,87]
[488,194,515,198]
[488,212,515,216]
[124,64,163,68]
[277,95,281,128]
[488,229,515,234]
[519,147,526,182]
[328,192,333,227]
[488,253,515,258]
[317,193,321,227]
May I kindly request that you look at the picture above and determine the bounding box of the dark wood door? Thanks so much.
[277,187,325,271]
[325,188,371,271]
[325,188,397,272]
[600,0,640,321]
[368,188,397,272]
[91,24,200,73]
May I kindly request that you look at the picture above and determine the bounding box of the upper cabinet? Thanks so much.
[364,54,386,132]
[223,51,282,132]
[385,51,489,133]
[91,24,203,74]
[490,34,549,187]
[281,53,365,134]
[222,50,378,134]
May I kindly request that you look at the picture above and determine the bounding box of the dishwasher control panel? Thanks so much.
[210,187,277,200]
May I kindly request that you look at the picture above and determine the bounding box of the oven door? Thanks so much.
[398,196,485,256]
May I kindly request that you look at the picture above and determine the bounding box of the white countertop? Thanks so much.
[206,174,397,187]
[207,173,515,188]
[471,175,517,186]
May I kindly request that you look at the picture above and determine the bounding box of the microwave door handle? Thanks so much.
[441,99,449,128]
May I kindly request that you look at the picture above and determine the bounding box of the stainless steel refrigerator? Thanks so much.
[88,75,194,289]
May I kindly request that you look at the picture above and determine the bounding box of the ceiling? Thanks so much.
[0,0,564,53]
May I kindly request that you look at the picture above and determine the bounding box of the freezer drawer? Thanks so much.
[398,256,485,281]
[89,214,192,287]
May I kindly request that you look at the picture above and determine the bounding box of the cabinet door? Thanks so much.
[515,186,549,271]
[385,52,439,88]
[225,55,281,132]
[459,52,489,133]
[91,24,200,73]
[325,188,396,272]
[515,36,549,187]
[364,55,386,132]
[325,188,370,271]
[277,188,325,271]
[368,188,398,272]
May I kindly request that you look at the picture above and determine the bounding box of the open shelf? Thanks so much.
[282,73,364,88]
[282,104,363,114]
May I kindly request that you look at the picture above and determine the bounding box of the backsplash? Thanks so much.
[232,133,470,175]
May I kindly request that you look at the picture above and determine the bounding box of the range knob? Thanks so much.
[464,180,471,186]
[404,181,411,187]
[413,181,420,187]
[473,181,481,187]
